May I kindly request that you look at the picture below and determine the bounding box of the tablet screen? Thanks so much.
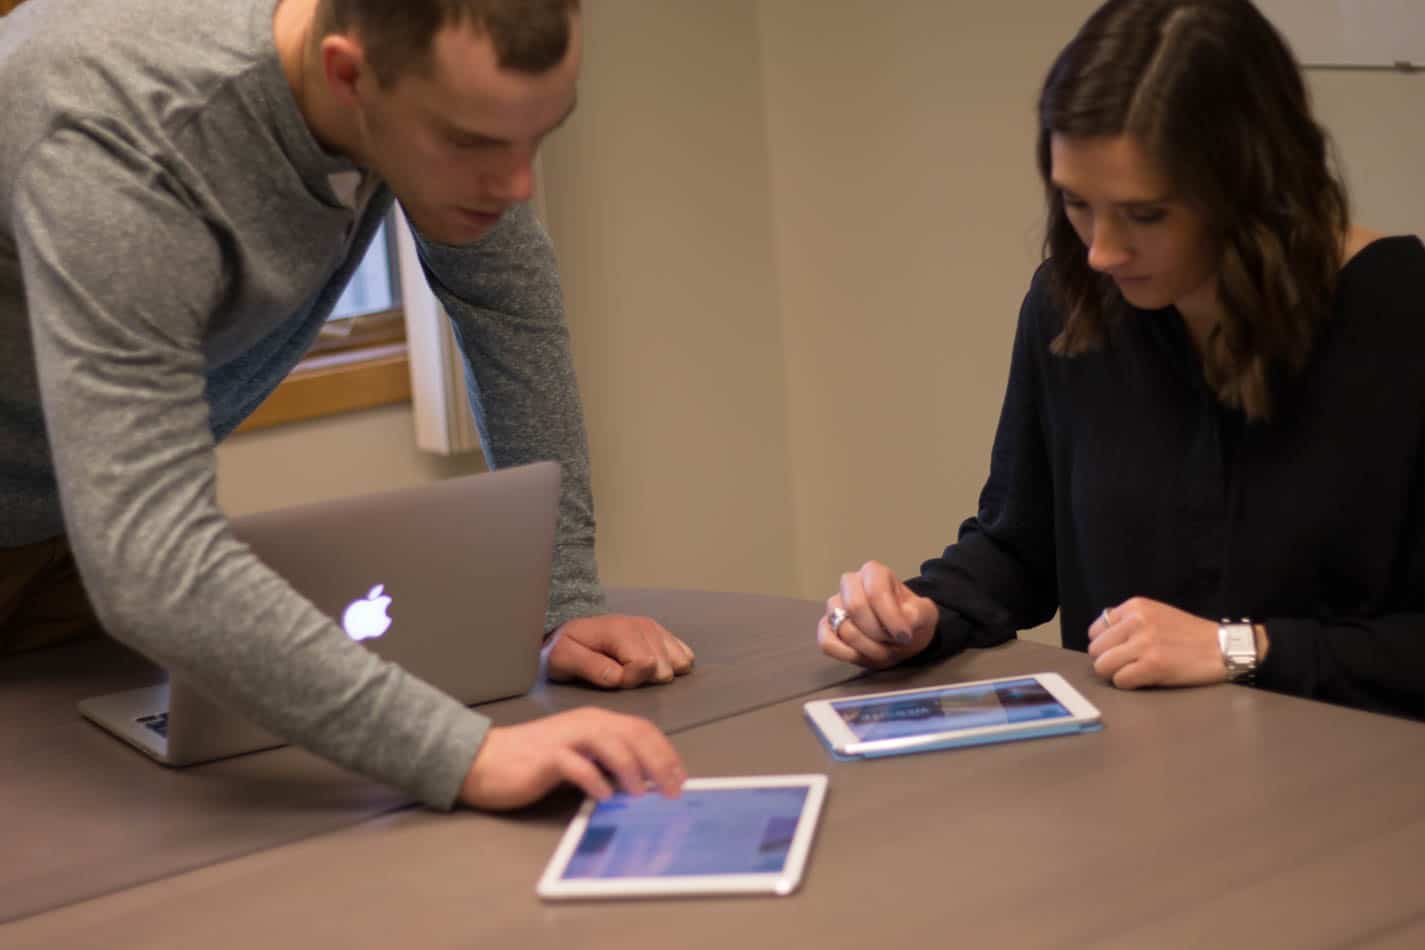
[558,786,809,880]
[831,677,1070,742]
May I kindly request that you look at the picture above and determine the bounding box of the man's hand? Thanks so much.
[460,708,685,811]
[817,560,939,670]
[544,614,695,688]
[1087,597,1227,688]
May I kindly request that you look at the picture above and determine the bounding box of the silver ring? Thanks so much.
[1100,607,1112,627]
[829,606,849,634]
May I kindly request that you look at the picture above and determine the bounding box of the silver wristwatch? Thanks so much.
[1217,619,1258,683]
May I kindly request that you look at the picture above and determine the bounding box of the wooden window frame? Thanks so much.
[236,219,411,434]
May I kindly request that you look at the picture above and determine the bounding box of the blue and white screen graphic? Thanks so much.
[832,678,1070,742]
[561,787,809,879]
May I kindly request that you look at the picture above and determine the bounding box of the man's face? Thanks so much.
[348,16,580,245]
[1050,133,1219,319]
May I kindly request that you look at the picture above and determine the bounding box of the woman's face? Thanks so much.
[1051,133,1220,322]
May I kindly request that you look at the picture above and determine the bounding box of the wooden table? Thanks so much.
[7,590,1424,948]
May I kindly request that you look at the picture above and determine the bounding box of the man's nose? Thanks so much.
[487,150,536,204]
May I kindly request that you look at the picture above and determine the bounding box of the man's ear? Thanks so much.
[320,34,369,106]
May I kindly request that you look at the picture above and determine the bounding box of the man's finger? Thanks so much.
[643,622,694,678]
[670,635,695,673]
[642,623,676,683]
[579,730,649,796]
[573,619,666,683]
[555,747,615,801]
[558,618,664,687]
[618,719,685,798]
[546,634,624,688]
[616,645,661,688]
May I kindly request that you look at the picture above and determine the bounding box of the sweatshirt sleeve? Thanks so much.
[903,274,1061,662]
[1253,401,1425,720]
[409,203,605,633]
[1254,613,1425,719]
[17,126,487,810]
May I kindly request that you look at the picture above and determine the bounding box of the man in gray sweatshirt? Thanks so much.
[0,0,691,809]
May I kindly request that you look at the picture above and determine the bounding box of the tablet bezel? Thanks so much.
[536,774,829,900]
[803,672,1101,758]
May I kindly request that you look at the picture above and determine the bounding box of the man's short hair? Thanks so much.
[315,0,580,87]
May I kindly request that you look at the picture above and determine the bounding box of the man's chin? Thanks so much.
[404,210,501,246]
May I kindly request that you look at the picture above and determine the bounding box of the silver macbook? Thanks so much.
[78,461,560,766]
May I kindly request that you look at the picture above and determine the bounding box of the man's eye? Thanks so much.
[1128,209,1167,224]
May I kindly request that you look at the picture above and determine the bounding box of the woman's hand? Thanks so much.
[817,560,939,670]
[1087,597,1227,688]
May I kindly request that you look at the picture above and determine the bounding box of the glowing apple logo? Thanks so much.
[342,584,393,641]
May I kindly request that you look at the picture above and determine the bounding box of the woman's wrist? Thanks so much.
[1252,623,1270,663]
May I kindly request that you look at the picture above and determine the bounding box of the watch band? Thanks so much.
[1218,619,1258,684]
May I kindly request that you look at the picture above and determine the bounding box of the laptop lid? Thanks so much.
[80,461,560,765]
[227,460,560,706]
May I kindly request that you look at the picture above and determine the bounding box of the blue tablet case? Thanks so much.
[804,707,1103,762]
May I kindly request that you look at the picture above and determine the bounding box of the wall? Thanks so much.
[1309,69,1425,239]
[754,2,1095,644]
[534,0,801,597]
[216,405,483,516]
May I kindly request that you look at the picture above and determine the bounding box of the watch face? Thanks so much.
[1219,623,1257,674]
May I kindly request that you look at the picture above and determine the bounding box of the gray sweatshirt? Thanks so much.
[0,0,605,808]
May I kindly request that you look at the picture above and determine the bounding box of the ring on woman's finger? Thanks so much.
[1101,607,1113,627]
[829,606,849,634]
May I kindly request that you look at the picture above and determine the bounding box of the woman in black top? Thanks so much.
[818,0,1425,720]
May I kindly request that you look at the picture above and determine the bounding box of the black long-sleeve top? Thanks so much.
[906,236,1425,721]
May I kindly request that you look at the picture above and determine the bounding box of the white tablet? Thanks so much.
[803,672,1102,760]
[536,774,828,900]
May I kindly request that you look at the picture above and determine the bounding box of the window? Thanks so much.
[236,212,413,433]
[330,217,397,321]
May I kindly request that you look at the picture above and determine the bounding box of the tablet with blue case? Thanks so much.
[803,673,1102,761]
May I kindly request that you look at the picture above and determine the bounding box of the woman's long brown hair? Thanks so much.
[1038,0,1349,420]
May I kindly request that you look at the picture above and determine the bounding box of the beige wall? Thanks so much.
[220,2,1424,647]
[755,1,1097,627]
[1309,69,1425,238]
[537,0,800,597]
[216,406,483,517]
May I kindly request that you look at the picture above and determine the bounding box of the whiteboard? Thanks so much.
[1255,0,1425,68]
